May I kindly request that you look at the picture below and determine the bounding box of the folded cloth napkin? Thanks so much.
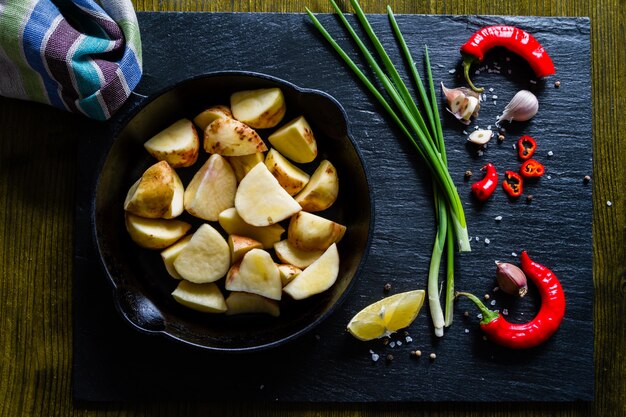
[0,0,142,120]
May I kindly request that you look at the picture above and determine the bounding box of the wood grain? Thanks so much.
[0,0,623,416]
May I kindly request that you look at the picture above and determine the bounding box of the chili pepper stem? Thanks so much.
[455,292,499,325]
[462,55,484,93]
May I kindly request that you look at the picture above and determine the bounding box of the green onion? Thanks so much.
[306,1,471,335]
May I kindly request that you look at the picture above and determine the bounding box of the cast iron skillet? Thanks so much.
[93,71,373,352]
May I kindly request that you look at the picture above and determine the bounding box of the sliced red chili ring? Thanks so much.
[503,170,523,197]
[517,135,537,160]
[520,159,545,178]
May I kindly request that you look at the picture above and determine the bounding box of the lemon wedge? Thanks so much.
[347,290,425,341]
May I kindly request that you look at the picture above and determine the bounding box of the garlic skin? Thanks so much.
[497,90,539,123]
[495,262,528,297]
[441,83,481,125]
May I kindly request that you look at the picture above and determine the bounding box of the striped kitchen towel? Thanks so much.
[0,0,142,120]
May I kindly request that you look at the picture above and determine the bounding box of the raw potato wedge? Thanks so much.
[267,116,317,163]
[184,154,237,221]
[265,148,310,196]
[163,169,184,219]
[171,281,227,313]
[123,160,175,218]
[230,88,286,129]
[229,234,263,263]
[283,243,340,300]
[204,118,267,156]
[160,235,192,279]
[193,105,233,131]
[225,292,280,317]
[125,213,191,249]
[226,152,265,183]
[235,163,302,226]
[218,208,284,249]
[294,160,339,212]
[277,263,302,287]
[225,249,282,300]
[173,224,231,283]
[273,239,324,269]
[143,119,199,168]
[288,211,346,251]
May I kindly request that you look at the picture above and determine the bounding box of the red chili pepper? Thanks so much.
[517,135,537,160]
[471,163,498,201]
[520,159,545,178]
[457,251,566,349]
[460,25,556,92]
[502,170,523,197]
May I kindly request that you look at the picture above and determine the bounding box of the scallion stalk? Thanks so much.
[306,2,471,335]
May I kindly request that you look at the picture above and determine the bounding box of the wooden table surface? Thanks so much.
[0,0,623,416]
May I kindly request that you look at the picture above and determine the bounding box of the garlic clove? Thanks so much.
[442,83,481,123]
[497,90,539,123]
[468,129,493,145]
[495,261,528,297]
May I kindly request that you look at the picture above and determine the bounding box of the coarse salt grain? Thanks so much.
[490,300,496,306]
[489,88,494,92]
[530,79,537,84]
[405,336,413,343]
[370,350,380,362]
[548,151,554,157]
[475,70,480,75]
[389,341,396,348]
[477,150,484,156]
[495,215,502,221]
[502,309,509,316]
[463,130,468,135]
[464,329,470,333]
[477,313,483,319]
[484,238,491,245]
[607,201,613,207]
[487,125,492,130]
[492,95,498,100]
[547,175,552,179]
[512,252,518,257]
[475,236,480,241]
[448,69,456,74]
[397,341,403,346]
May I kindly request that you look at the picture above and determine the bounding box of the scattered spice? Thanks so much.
[497,134,505,142]
[554,80,561,88]
[429,353,437,360]
[383,283,392,293]
[463,310,470,318]
[583,175,591,184]
[411,350,422,358]
[464,170,473,179]
[484,294,491,300]
[386,354,394,362]
[382,337,390,346]
[526,194,534,204]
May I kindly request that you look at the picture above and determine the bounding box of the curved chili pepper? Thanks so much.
[517,135,537,160]
[502,170,523,197]
[457,251,566,349]
[471,163,498,201]
[460,26,556,92]
[520,159,545,178]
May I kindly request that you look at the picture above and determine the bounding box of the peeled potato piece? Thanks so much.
[283,243,340,300]
[173,224,231,284]
[143,119,199,168]
[204,118,267,156]
[235,163,301,226]
[160,235,192,279]
[225,249,282,301]
[125,213,191,249]
[277,263,302,287]
[163,169,184,219]
[226,152,265,183]
[171,281,227,313]
[184,154,237,221]
[267,116,317,163]
[230,88,286,129]
[229,234,263,263]
[225,292,280,317]
[294,160,339,212]
[193,105,232,131]
[273,239,324,269]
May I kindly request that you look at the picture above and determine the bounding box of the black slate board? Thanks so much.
[73,12,593,402]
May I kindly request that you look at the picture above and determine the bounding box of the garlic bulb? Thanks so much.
[441,83,481,125]
[497,90,539,123]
